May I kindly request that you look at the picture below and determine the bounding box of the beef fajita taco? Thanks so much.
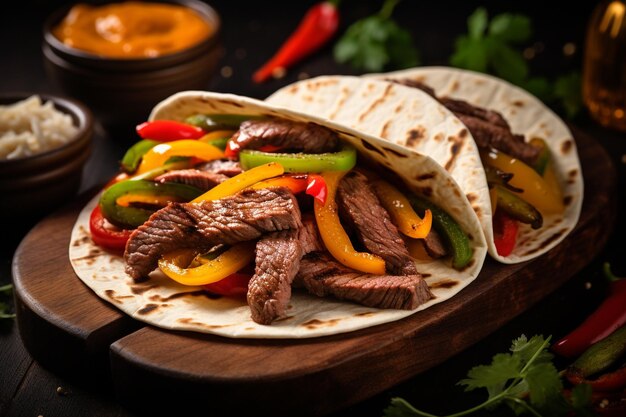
[69,91,487,339]
[266,68,583,264]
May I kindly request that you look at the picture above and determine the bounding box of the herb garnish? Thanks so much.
[450,7,583,118]
[383,335,594,417]
[0,283,15,319]
[333,0,419,72]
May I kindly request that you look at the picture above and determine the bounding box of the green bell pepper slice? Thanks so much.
[409,196,473,270]
[239,145,357,173]
[99,180,203,228]
[121,140,159,173]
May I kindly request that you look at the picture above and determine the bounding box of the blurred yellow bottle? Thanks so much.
[583,0,626,131]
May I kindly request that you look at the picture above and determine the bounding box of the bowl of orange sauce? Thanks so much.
[43,0,222,132]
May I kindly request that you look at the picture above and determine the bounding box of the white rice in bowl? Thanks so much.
[0,95,78,159]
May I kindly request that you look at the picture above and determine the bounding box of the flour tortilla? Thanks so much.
[267,68,583,263]
[69,91,487,339]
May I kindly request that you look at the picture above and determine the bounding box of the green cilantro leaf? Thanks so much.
[520,77,553,103]
[490,42,529,85]
[489,14,532,43]
[333,0,419,72]
[459,353,521,396]
[468,7,488,39]
[554,71,583,118]
[382,334,593,417]
[449,35,489,73]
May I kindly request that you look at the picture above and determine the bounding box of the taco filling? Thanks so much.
[92,115,475,325]
[388,78,564,257]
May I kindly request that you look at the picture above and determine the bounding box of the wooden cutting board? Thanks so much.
[12,128,616,416]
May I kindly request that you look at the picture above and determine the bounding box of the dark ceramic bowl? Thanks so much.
[0,93,93,220]
[42,0,223,132]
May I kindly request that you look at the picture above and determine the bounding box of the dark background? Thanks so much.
[1,1,625,416]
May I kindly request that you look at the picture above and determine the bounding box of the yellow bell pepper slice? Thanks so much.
[371,180,432,239]
[158,242,255,286]
[542,160,563,203]
[198,130,236,143]
[192,162,284,203]
[489,187,498,215]
[482,149,564,214]
[314,171,386,275]
[135,140,224,175]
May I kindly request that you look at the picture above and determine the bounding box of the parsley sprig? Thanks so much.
[383,335,593,417]
[333,0,419,72]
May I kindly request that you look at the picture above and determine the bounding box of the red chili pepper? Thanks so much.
[89,205,133,253]
[566,365,626,392]
[136,120,205,141]
[493,210,519,257]
[252,1,340,83]
[203,272,251,298]
[553,263,626,359]
[306,174,327,204]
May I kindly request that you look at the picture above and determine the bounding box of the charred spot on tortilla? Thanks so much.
[394,103,404,113]
[536,228,569,251]
[130,284,158,295]
[72,248,102,264]
[450,80,460,92]
[429,279,459,289]
[137,304,159,315]
[358,83,394,122]
[381,145,407,158]
[303,95,314,102]
[354,312,375,318]
[287,85,299,94]
[444,135,464,171]
[216,99,244,108]
[563,195,573,206]
[466,193,478,203]
[380,121,392,139]
[405,126,426,147]
[177,318,229,329]
[415,186,433,198]
[274,315,294,322]
[569,169,578,178]
[561,139,573,154]
[360,139,386,158]
[459,128,469,138]
[105,289,133,304]
[301,318,341,329]
[416,172,436,181]
[512,100,525,107]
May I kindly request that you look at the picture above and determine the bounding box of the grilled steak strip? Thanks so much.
[455,114,539,165]
[197,159,243,177]
[247,229,303,324]
[337,171,417,276]
[298,215,325,255]
[124,187,302,279]
[423,228,448,259]
[155,169,229,191]
[231,119,339,154]
[296,252,433,310]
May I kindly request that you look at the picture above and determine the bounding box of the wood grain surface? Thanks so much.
[12,128,616,416]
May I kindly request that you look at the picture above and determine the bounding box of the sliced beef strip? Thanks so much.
[386,78,436,97]
[247,229,303,325]
[455,114,539,165]
[296,252,433,310]
[298,215,325,255]
[196,159,243,177]
[438,97,510,130]
[423,228,448,259]
[124,187,302,279]
[336,171,417,276]
[231,119,339,154]
[154,169,229,191]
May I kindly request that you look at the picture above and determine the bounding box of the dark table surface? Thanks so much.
[1,1,625,416]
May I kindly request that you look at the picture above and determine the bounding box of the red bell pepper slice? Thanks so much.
[136,120,205,141]
[202,272,252,298]
[493,210,518,257]
[306,174,327,204]
[89,205,132,252]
